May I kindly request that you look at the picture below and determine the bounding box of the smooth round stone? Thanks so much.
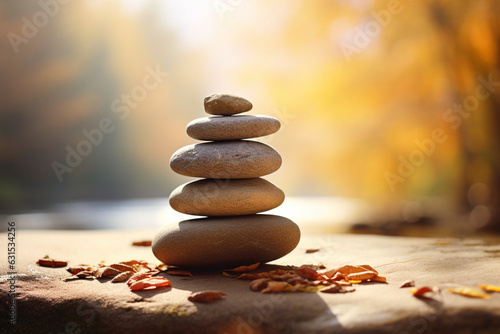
[204,94,252,116]
[170,140,282,179]
[186,115,280,141]
[169,178,285,216]
[152,215,301,267]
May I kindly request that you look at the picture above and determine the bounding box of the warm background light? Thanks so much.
[1,0,499,232]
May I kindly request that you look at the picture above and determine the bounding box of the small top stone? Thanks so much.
[204,94,253,116]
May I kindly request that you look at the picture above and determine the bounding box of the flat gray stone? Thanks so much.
[170,140,282,179]
[204,94,252,116]
[152,214,300,267]
[186,115,280,141]
[169,178,285,216]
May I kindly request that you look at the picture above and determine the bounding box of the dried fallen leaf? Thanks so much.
[64,271,95,281]
[319,282,342,293]
[330,272,346,281]
[166,270,192,277]
[156,263,176,272]
[127,272,153,287]
[447,287,490,299]
[111,271,134,283]
[237,273,262,280]
[346,271,377,281]
[336,265,371,276]
[322,269,337,278]
[249,278,272,292]
[306,249,320,253]
[292,265,325,281]
[66,265,94,275]
[120,260,143,267]
[132,240,152,246]
[410,286,435,297]
[37,255,68,268]
[370,275,387,283]
[269,269,286,276]
[225,262,260,273]
[94,267,122,278]
[261,281,291,294]
[222,271,237,278]
[300,264,325,271]
[130,277,171,291]
[188,290,226,303]
[359,265,379,275]
[479,285,500,293]
[400,280,415,288]
[109,263,136,273]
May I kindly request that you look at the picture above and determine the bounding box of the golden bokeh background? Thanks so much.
[1,0,499,231]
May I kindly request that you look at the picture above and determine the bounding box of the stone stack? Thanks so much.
[152,94,300,268]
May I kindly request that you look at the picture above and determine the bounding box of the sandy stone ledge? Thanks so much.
[1,230,499,334]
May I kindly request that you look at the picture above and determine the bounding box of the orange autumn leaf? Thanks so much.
[479,285,500,293]
[129,277,171,291]
[410,286,434,297]
[109,263,136,273]
[132,240,152,246]
[237,273,262,280]
[447,287,490,299]
[225,262,260,273]
[336,265,371,276]
[370,275,387,283]
[330,272,346,281]
[292,265,325,281]
[111,271,134,283]
[346,271,377,281]
[400,280,415,288]
[127,272,152,287]
[359,265,379,275]
[120,260,143,267]
[319,283,342,293]
[37,255,67,268]
[66,265,94,275]
[188,290,226,303]
[93,267,122,278]
[261,281,291,294]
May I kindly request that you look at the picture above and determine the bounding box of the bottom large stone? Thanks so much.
[152,214,300,267]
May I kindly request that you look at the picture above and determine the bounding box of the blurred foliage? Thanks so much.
[0,0,499,229]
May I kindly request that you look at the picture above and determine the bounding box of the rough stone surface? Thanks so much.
[2,230,500,334]
[186,115,280,141]
[169,178,285,216]
[152,214,300,267]
[204,94,252,116]
[170,140,282,179]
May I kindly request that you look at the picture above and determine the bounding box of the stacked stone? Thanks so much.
[152,94,300,268]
